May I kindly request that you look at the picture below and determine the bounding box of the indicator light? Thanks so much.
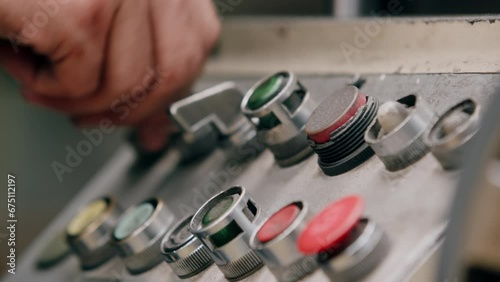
[297,196,388,281]
[66,196,121,270]
[257,204,300,243]
[365,94,437,171]
[67,199,108,236]
[112,198,175,275]
[190,186,263,281]
[241,71,316,167]
[114,202,154,240]
[161,215,213,278]
[247,73,286,110]
[425,98,481,170]
[305,86,379,176]
[250,202,318,282]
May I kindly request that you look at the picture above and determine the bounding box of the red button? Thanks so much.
[297,196,364,255]
[257,204,301,243]
[306,93,366,143]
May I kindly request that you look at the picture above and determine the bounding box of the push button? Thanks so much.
[297,196,389,281]
[298,196,365,255]
[161,215,213,278]
[66,196,121,270]
[241,71,316,167]
[257,204,301,243]
[190,186,263,281]
[424,98,481,170]
[247,73,286,110]
[251,202,318,282]
[305,86,379,176]
[202,196,235,226]
[111,198,175,275]
[365,94,436,171]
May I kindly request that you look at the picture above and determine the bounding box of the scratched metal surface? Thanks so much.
[3,73,498,282]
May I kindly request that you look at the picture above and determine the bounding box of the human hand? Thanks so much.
[0,0,220,151]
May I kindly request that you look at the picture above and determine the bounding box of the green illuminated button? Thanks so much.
[202,196,234,226]
[248,74,286,110]
[114,203,154,240]
[209,221,243,247]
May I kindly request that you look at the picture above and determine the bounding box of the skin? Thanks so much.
[0,0,221,151]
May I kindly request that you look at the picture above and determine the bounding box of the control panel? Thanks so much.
[5,69,496,282]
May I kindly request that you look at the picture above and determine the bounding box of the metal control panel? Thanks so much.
[4,17,500,282]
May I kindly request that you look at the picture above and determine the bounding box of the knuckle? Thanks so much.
[28,31,53,55]
[72,0,113,37]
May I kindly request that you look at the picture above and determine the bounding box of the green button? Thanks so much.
[248,74,286,110]
[202,196,234,226]
[114,203,154,240]
[209,221,243,247]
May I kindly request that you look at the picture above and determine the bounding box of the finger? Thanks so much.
[150,0,201,89]
[0,0,71,95]
[32,0,156,112]
[73,81,192,128]
[28,40,103,97]
[136,111,176,152]
[20,0,156,115]
[21,66,158,115]
[72,92,172,127]
[3,0,121,98]
[73,109,175,153]
[149,0,219,94]
[92,0,154,102]
[26,0,117,98]
[0,43,37,84]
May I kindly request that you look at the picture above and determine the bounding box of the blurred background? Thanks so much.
[1,0,500,273]
[216,0,500,16]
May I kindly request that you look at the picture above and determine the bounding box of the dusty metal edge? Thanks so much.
[204,16,500,77]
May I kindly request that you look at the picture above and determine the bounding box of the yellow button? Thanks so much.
[67,199,107,236]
